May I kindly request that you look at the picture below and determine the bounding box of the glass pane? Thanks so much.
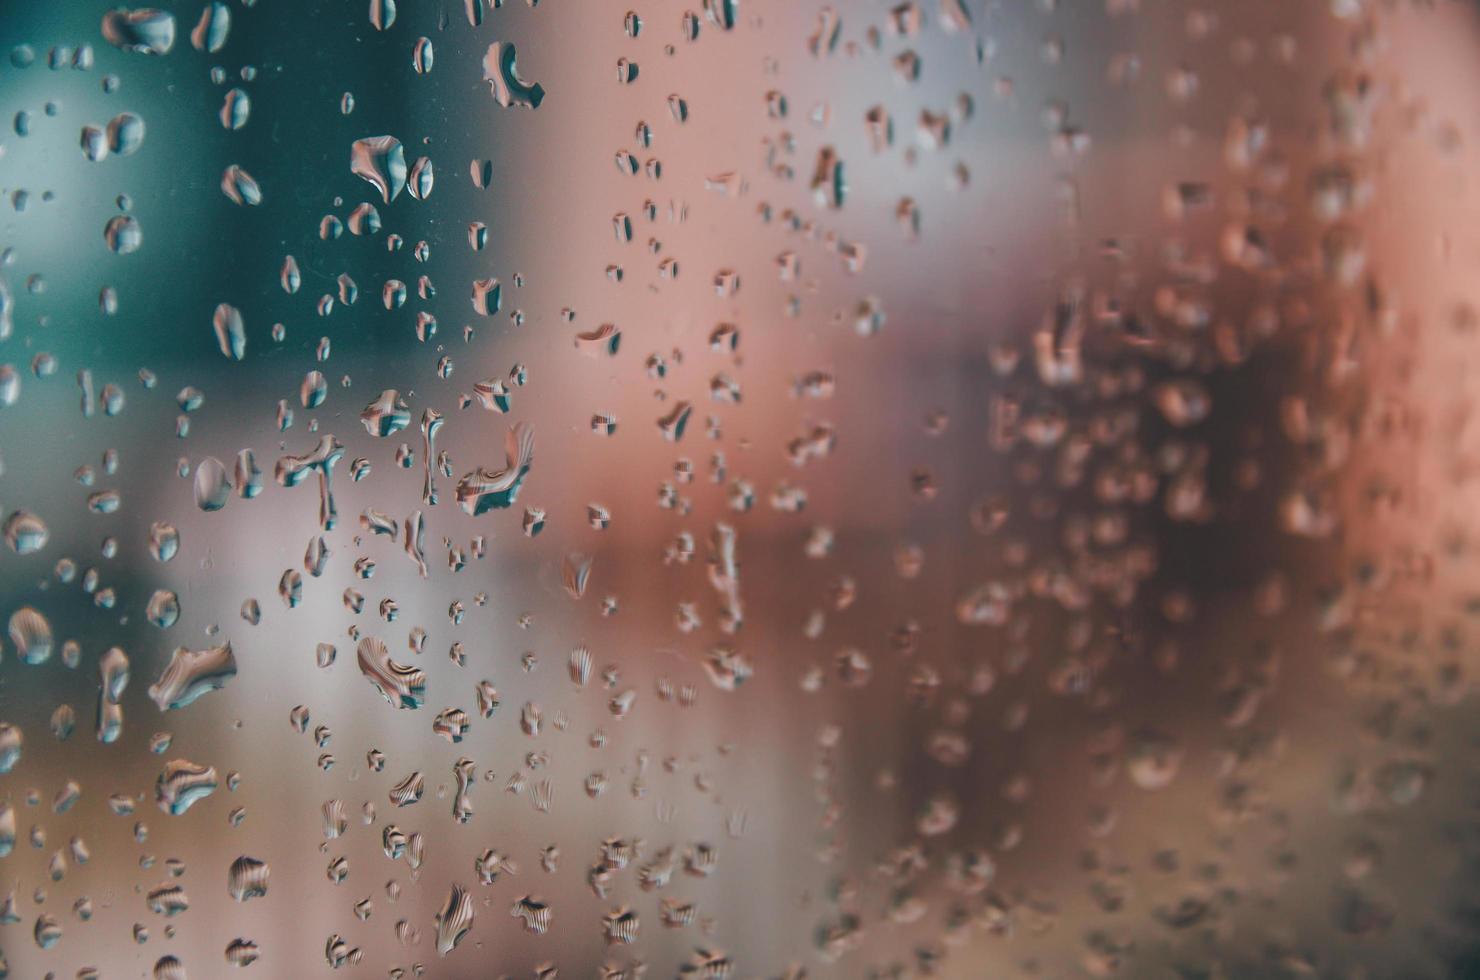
[3,0,1480,976]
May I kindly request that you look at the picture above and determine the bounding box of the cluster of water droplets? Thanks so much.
[4,0,1480,977]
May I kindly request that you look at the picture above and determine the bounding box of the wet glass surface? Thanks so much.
[5,1,1480,977]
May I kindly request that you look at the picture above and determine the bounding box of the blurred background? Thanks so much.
[5,0,1480,976]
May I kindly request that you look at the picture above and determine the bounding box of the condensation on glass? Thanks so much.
[2,0,1480,977]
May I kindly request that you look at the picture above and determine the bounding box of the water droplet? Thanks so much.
[212,303,245,360]
[219,87,250,130]
[3,510,48,554]
[82,125,109,161]
[0,724,22,774]
[193,457,232,511]
[369,0,396,30]
[407,155,434,199]
[562,554,593,598]
[8,607,53,665]
[190,2,231,52]
[412,36,433,74]
[155,759,218,814]
[510,895,551,934]
[434,883,474,956]
[456,422,534,514]
[220,164,262,206]
[101,8,176,55]
[357,636,426,709]
[227,856,269,901]
[148,642,237,710]
[106,112,145,154]
[350,136,407,204]
[104,214,143,254]
[146,589,180,629]
[482,42,545,109]
[225,938,260,966]
[34,913,62,949]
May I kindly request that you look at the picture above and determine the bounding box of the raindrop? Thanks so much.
[190,2,231,52]
[193,457,232,511]
[482,42,545,109]
[220,164,262,206]
[3,510,48,554]
[350,136,407,204]
[101,8,176,55]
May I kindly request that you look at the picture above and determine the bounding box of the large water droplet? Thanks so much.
[8,607,53,665]
[193,457,232,511]
[350,136,407,204]
[156,759,218,814]
[190,2,230,52]
[212,303,246,360]
[482,42,545,109]
[148,642,238,710]
[101,8,176,55]
[227,856,269,901]
[3,510,48,554]
[104,214,143,254]
[356,636,426,709]
[434,883,474,956]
